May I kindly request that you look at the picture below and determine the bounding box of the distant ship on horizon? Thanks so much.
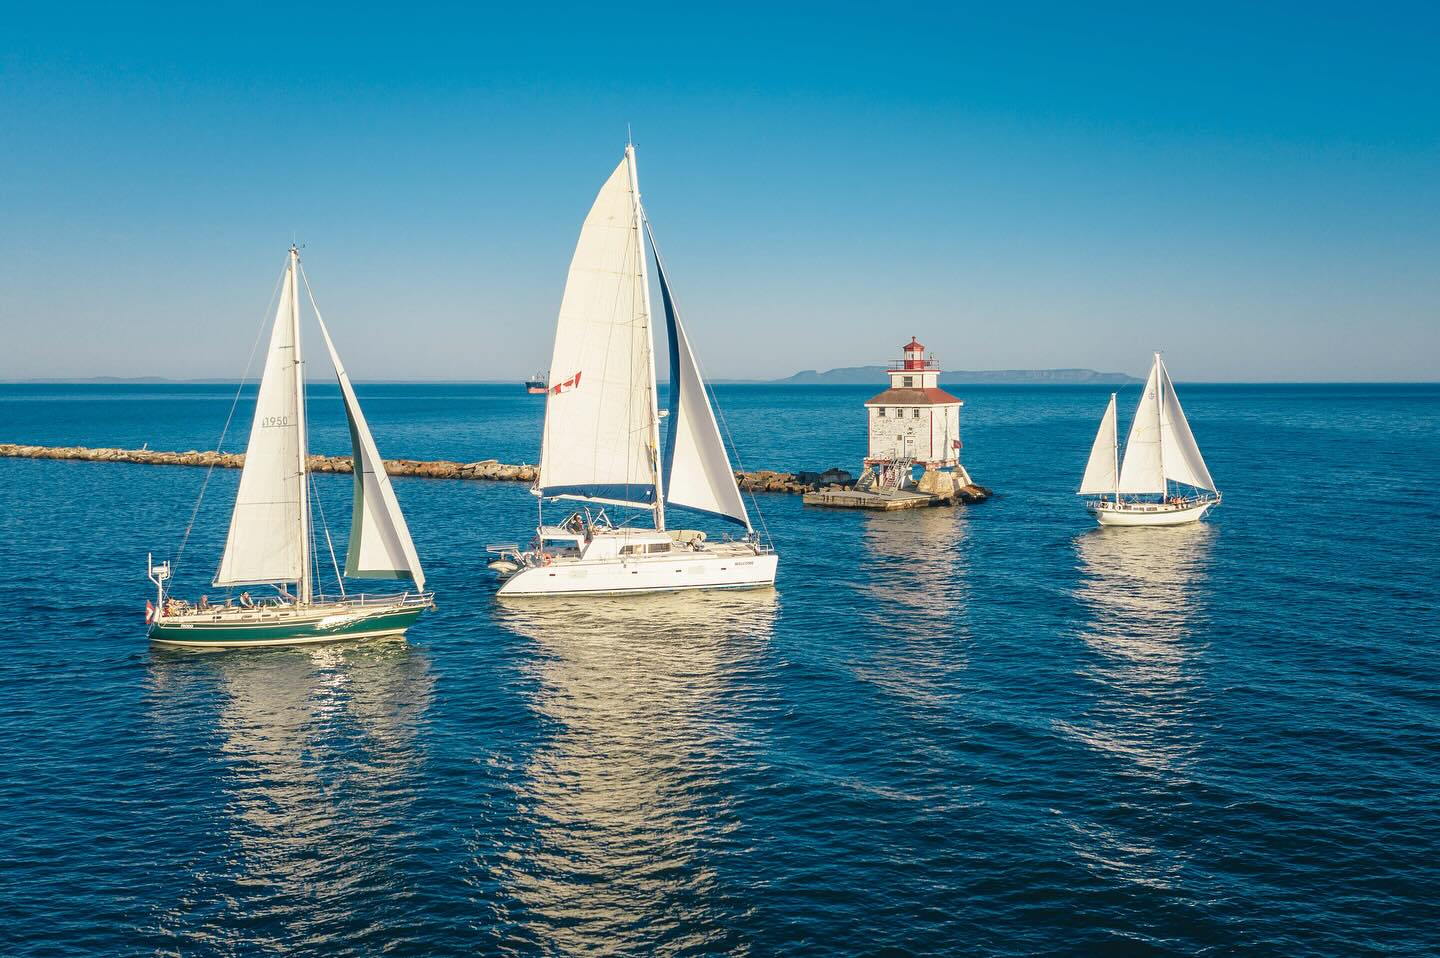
[525,371,547,394]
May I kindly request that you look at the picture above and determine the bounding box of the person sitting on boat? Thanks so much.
[565,513,585,534]
[198,595,210,611]
[239,591,254,609]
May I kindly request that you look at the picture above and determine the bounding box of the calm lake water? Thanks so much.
[1,382,1436,956]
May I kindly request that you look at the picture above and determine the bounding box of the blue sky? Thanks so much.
[1,2,1436,381]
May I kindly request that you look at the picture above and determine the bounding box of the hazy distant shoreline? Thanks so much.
[756,366,1142,385]
[6,372,1435,386]
[9,368,1143,386]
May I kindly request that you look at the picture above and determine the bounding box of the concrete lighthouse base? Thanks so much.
[915,465,974,497]
[802,466,991,511]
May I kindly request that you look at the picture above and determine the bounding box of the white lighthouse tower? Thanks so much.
[861,337,969,493]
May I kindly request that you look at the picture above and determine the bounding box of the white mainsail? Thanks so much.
[536,146,660,510]
[1157,359,1217,492]
[216,254,309,588]
[304,278,427,592]
[1116,359,1165,494]
[648,221,752,529]
[1078,393,1118,496]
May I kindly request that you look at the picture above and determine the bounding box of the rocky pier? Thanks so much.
[0,443,982,498]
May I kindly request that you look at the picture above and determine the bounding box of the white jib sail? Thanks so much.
[305,279,427,592]
[1157,359,1217,492]
[216,259,306,586]
[649,225,751,529]
[1078,393,1118,495]
[1117,358,1166,494]
[536,148,658,508]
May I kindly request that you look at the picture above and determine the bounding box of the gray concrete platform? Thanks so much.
[801,488,941,510]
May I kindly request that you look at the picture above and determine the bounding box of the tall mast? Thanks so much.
[291,245,312,603]
[1110,392,1119,505]
[1153,352,1165,503]
[627,143,666,531]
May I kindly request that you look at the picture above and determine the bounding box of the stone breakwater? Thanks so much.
[0,444,994,498]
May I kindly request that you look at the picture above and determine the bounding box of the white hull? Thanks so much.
[497,550,778,597]
[1090,499,1215,527]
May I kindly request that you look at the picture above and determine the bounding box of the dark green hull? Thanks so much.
[148,604,426,648]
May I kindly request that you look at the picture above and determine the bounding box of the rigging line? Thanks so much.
[641,208,773,546]
[173,253,288,578]
[310,469,344,598]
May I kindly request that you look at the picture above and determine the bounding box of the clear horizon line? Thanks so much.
[4,376,1438,386]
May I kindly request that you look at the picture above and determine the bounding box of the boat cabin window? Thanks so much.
[541,538,582,556]
[619,542,671,555]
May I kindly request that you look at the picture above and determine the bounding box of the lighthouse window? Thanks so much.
[912,408,921,418]
[877,407,885,418]
[903,375,914,387]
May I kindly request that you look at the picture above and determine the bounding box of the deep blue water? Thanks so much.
[1,382,1436,956]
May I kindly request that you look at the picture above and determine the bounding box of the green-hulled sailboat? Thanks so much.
[147,246,433,648]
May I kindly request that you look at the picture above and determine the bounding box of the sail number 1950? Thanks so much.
[261,416,290,428]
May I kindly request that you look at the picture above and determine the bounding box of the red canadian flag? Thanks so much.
[145,600,155,624]
[551,371,582,394]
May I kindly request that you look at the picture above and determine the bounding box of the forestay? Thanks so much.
[1117,361,1165,494]
[649,223,751,529]
[1078,393,1118,495]
[216,260,307,586]
[1157,360,1216,492]
[306,280,427,592]
[536,149,658,508]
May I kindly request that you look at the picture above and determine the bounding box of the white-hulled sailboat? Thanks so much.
[488,144,778,596]
[146,246,433,647]
[1079,353,1221,527]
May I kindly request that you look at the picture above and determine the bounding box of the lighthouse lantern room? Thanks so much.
[861,337,968,492]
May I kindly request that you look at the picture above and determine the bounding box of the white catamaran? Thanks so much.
[1079,353,1221,527]
[488,144,778,596]
[147,246,433,647]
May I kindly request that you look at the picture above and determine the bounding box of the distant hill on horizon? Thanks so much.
[764,366,1142,385]
[10,369,1142,386]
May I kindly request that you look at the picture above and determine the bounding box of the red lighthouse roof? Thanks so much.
[904,337,925,352]
[865,385,962,406]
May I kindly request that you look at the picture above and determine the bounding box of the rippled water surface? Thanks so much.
[1,382,1436,956]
